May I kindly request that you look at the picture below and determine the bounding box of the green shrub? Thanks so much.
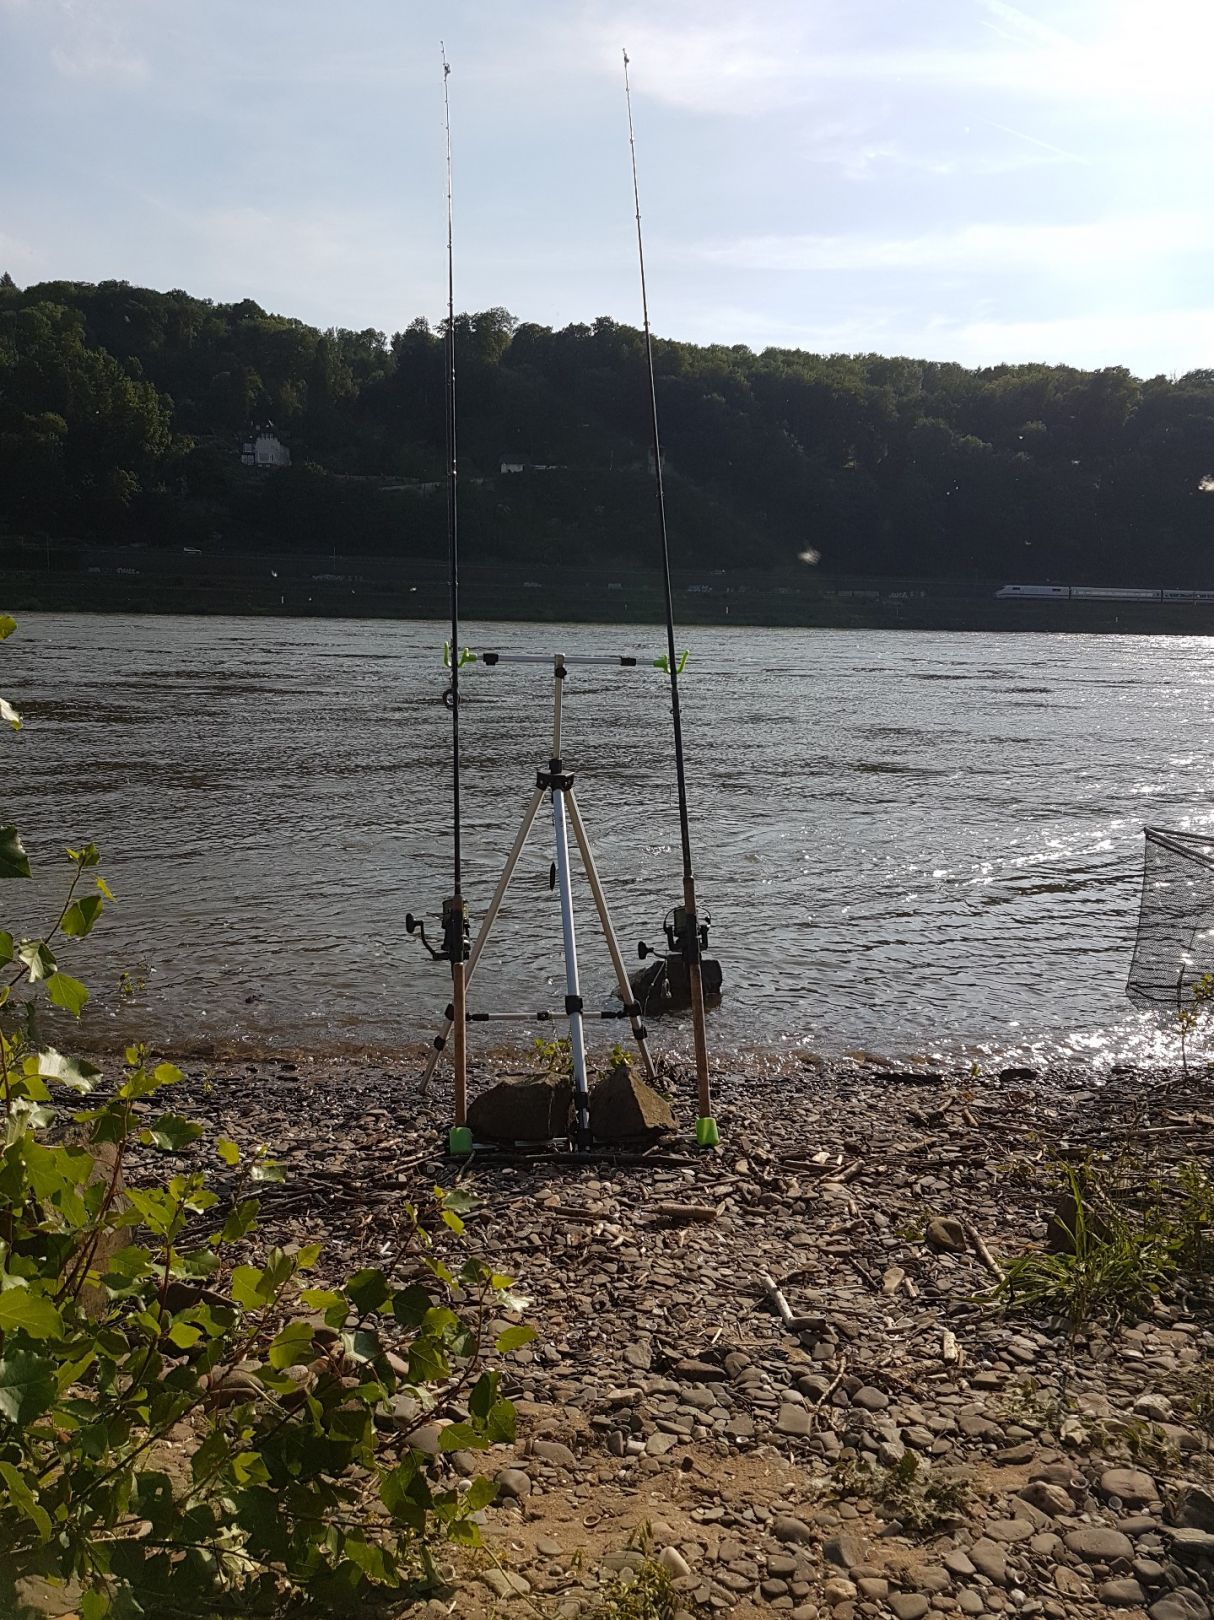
[0,615,532,1617]
[993,1162,1176,1334]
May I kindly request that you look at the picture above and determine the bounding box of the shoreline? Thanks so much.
[98,1050,1214,1620]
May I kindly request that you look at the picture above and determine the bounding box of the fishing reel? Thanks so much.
[405,898,469,963]
[638,906,711,962]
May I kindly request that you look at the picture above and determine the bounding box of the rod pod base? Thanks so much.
[695,1116,720,1149]
[447,1125,474,1157]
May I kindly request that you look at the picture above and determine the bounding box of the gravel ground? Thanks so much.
[110,1047,1214,1619]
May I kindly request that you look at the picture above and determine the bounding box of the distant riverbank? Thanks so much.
[6,539,1214,634]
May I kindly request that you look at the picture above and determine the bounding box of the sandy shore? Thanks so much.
[109,1048,1214,1619]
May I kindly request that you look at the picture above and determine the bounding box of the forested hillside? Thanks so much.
[2,273,1213,584]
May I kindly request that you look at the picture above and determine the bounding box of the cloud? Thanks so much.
[51,43,148,82]
[695,214,1210,279]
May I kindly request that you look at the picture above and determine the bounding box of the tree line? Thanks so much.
[2,272,1212,583]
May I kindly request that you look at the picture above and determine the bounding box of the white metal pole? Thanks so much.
[565,790,658,1083]
[551,785,591,1148]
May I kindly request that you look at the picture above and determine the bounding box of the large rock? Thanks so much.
[467,1073,571,1141]
[1174,1486,1214,1533]
[589,1064,675,1141]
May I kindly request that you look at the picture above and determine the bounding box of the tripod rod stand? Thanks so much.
[420,654,656,1141]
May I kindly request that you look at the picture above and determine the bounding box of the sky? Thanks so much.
[2,0,1213,376]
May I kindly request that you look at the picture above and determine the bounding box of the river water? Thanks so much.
[4,613,1211,1068]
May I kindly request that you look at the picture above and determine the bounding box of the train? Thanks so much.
[997,584,1214,603]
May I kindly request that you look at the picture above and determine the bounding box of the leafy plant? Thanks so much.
[993,1162,1177,1335]
[1175,968,1214,1078]
[586,1558,686,1620]
[532,1036,572,1077]
[831,1452,969,1534]
[0,617,534,1618]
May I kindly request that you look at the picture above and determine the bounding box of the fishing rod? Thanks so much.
[623,50,718,1149]
[439,46,470,1152]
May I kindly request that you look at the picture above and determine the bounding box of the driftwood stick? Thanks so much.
[760,1270,796,1329]
[651,1201,719,1223]
[960,1217,1003,1279]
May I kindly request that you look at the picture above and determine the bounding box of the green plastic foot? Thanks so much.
[447,1125,474,1156]
[695,1116,720,1148]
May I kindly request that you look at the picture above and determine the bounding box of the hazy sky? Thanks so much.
[3,0,1212,375]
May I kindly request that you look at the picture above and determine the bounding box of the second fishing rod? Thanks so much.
[623,50,718,1148]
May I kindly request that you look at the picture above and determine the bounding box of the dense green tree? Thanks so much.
[2,275,1214,581]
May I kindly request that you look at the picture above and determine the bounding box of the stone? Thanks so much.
[468,1073,571,1141]
[969,1539,1008,1584]
[851,1385,890,1412]
[958,1590,985,1616]
[1134,1393,1173,1422]
[777,1403,812,1437]
[589,1064,676,1140]
[986,1519,1036,1543]
[481,1568,532,1598]
[1018,1481,1073,1517]
[890,1597,930,1620]
[1098,1578,1146,1606]
[823,1535,866,1570]
[1166,1527,1214,1565]
[1099,1467,1157,1508]
[1175,1486,1214,1533]
[1054,1566,1089,1597]
[926,1216,967,1253]
[659,1547,691,1579]
[944,1551,976,1578]
[772,1515,815,1545]
[1150,1602,1206,1620]
[822,1576,856,1604]
[495,1467,532,1501]
[1065,1527,1134,1564]
[530,1439,577,1468]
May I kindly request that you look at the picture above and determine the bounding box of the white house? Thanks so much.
[241,431,291,469]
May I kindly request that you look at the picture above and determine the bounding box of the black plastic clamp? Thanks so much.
[565,994,584,1015]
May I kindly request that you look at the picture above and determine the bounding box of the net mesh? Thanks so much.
[1127,827,1214,1007]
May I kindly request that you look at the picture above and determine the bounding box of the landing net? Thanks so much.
[1127,827,1214,1006]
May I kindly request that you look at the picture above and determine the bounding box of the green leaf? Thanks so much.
[0,615,16,641]
[229,1265,269,1311]
[215,1137,240,1166]
[0,1461,51,1540]
[218,1198,259,1244]
[391,1283,432,1328]
[141,1113,204,1151]
[249,1156,284,1183]
[81,1590,110,1620]
[0,1347,57,1424]
[45,972,88,1015]
[0,697,20,731]
[61,895,104,938]
[485,1398,517,1445]
[67,843,101,869]
[300,1288,347,1328]
[95,875,116,901]
[167,1319,203,1349]
[0,930,11,964]
[345,1268,391,1316]
[463,1474,497,1512]
[267,1320,315,1369]
[18,939,55,980]
[231,1449,270,1487]
[0,827,30,879]
[495,1324,537,1354]
[437,1422,485,1452]
[441,1208,465,1235]
[469,1371,497,1421]
[0,1290,63,1339]
[27,1047,101,1090]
